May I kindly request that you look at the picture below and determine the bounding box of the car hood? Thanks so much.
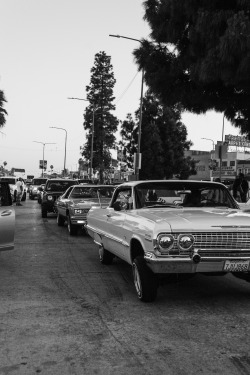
[136,207,250,231]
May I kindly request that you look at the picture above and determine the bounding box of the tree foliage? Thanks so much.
[0,90,7,128]
[120,91,196,179]
[82,52,119,182]
[134,0,250,136]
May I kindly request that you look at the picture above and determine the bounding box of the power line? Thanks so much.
[115,71,139,105]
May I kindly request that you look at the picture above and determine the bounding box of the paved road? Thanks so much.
[1,199,250,375]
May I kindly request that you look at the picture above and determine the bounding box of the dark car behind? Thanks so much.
[29,178,48,200]
[41,178,78,218]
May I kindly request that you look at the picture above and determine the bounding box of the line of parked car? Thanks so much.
[2,177,250,302]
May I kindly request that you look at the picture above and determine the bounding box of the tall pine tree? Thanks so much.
[0,90,7,128]
[82,52,119,182]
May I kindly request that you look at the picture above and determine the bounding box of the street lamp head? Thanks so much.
[33,141,56,146]
[67,97,88,101]
[49,127,67,177]
[109,34,121,38]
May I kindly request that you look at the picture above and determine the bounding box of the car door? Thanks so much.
[56,186,74,218]
[103,187,133,260]
[0,182,15,251]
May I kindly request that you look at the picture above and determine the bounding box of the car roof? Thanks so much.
[73,184,114,188]
[116,180,224,187]
[47,178,76,182]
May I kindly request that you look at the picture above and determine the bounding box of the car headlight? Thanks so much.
[47,195,53,201]
[74,208,89,214]
[156,234,174,254]
[177,234,194,251]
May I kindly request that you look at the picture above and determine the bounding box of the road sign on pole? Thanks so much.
[39,160,47,169]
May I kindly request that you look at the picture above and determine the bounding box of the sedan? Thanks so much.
[0,181,15,251]
[86,180,250,302]
[55,184,115,235]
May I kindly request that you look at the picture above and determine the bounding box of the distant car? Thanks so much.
[78,179,94,184]
[55,184,115,235]
[0,176,27,202]
[29,178,48,200]
[0,181,15,251]
[41,178,77,218]
[37,184,45,204]
[86,179,250,302]
[25,179,32,193]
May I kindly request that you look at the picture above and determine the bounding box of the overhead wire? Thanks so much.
[115,71,140,105]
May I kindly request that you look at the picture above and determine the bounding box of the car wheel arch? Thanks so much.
[130,237,145,263]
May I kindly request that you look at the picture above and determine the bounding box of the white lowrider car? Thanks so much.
[86,180,250,302]
[0,181,15,251]
[0,176,27,202]
[56,184,115,235]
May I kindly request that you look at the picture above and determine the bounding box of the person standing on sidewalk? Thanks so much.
[16,178,24,206]
[233,173,249,202]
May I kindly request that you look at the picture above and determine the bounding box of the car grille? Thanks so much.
[75,213,88,220]
[173,231,250,257]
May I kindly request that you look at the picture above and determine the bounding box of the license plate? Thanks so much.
[224,260,250,272]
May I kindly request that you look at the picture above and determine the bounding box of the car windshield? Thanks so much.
[134,181,237,209]
[0,178,16,184]
[70,186,114,199]
[32,179,47,185]
[46,180,75,192]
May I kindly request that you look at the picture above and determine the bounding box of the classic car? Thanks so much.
[0,176,27,202]
[0,181,15,251]
[86,180,250,302]
[56,184,115,235]
[41,178,77,218]
[29,177,48,200]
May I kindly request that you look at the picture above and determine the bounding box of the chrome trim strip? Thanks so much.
[86,224,124,245]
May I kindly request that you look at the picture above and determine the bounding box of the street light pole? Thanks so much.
[109,34,144,180]
[201,137,215,152]
[219,114,225,181]
[49,127,68,177]
[201,137,215,180]
[33,141,56,177]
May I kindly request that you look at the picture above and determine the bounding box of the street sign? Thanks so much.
[39,160,47,169]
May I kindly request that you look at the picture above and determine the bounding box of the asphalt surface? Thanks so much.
[1,199,250,375]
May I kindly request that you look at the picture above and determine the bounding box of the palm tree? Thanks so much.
[0,91,7,128]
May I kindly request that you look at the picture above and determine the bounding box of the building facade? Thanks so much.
[185,149,250,182]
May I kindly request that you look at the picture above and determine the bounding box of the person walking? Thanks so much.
[233,173,249,202]
[16,177,24,206]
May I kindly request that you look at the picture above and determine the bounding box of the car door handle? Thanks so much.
[1,210,13,217]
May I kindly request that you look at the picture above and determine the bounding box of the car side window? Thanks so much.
[113,188,133,211]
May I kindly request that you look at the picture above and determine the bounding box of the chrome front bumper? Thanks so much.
[144,252,250,274]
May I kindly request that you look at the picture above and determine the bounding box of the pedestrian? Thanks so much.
[233,173,249,202]
[16,177,23,206]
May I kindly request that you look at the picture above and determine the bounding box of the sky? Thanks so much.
[0,0,242,177]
